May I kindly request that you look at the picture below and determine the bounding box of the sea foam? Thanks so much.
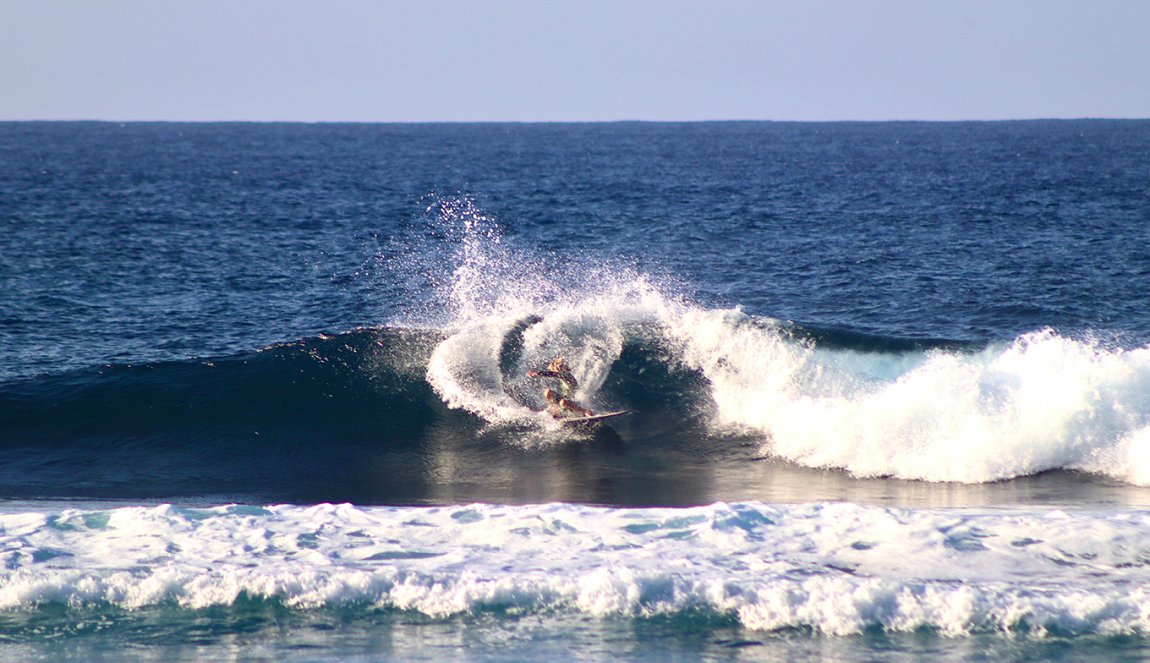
[2,502,1149,637]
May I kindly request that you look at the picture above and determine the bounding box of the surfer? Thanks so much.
[526,357,595,417]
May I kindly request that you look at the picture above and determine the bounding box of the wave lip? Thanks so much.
[704,327,1150,486]
[3,502,1150,637]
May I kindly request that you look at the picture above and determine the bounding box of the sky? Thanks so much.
[2,0,1148,122]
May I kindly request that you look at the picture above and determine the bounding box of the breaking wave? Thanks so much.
[2,501,1149,637]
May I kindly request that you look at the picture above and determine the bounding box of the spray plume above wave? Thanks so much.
[413,198,1150,486]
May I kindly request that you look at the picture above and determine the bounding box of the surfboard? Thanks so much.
[557,410,633,426]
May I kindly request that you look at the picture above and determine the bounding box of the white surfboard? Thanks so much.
[557,410,633,426]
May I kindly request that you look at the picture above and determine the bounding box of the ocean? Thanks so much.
[2,120,1150,661]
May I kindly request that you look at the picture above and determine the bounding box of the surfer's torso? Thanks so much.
[531,369,577,398]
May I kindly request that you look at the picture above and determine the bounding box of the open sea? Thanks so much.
[2,120,1150,661]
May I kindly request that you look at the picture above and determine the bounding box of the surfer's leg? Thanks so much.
[544,389,566,416]
[559,398,594,417]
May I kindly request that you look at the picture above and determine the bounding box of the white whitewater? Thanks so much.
[2,502,1149,637]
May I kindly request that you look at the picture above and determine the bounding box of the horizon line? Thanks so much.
[3,116,1149,125]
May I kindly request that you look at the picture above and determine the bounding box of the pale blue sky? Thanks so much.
[2,0,1147,121]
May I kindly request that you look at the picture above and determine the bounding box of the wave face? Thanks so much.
[4,203,1150,504]
[0,329,444,502]
[2,501,1149,639]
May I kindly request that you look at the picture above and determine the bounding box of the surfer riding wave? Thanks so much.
[527,357,595,417]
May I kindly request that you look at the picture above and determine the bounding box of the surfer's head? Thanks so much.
[548,357,570,372]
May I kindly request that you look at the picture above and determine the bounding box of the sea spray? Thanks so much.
[415,201,1150,485]
[420,197,682,424]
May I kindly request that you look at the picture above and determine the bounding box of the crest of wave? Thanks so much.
[668,311,1150,485]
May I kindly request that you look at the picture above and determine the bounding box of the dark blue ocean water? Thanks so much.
[6,121,1150,379]
[2,121,1150,661]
